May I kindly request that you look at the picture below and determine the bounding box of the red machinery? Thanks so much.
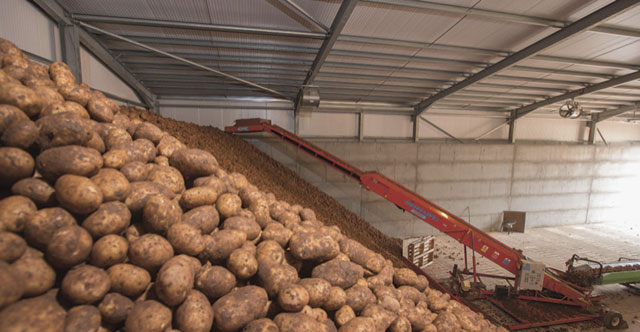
[225,118,622,330]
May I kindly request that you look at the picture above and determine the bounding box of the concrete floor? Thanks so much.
[423,221,640,331]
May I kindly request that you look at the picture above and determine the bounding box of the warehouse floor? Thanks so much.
[425,221,640,331]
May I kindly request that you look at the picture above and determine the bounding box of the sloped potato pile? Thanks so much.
[0,37,505,332]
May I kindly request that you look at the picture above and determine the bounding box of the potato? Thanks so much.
[25,207,76,248]
[129,234,174,271]
[120,161,149,182]
[193,175,226,195]
[9,255,55,296]
[393,268,420,288]
[87,96,115,122]
[182,205,219,234]
[277,283,309,312]
[157,135,186,158]
[227,247,258,279]
[111,113,131,130]
[169,148,218,178]
[0,290,66,332]
[215,193,242,219]
[147,165,185,195]
[39,101,89,119]
[179,186,218,210]
[142,193,182,234]
[300,208,316,221]
[127,138,156,163]
[274,312,328,331]
[175,289,213,332]
[0,195,36,233]
[98,292,134,324]
[344,285,376,313]
[46,225,92,268]
[432,310,460,331]
[156,255,195,306]
[258,262,299,297]
[202,229,246,263]
[36,145,103,179]
[0,147,34,185]
[61,265,111,304]
[125,300,172,332]
[361,304,396,331]
[0,261,22,309]
[377,294,400,313]
[261,222,292,247]
[195,264,236,300]
[32,85,63,107]
[107,263,151,297]
[2,119,37,149]
[367,261,394,288]
[389,316,411,332]
[36,113,93,149]
[102,148,129,169]
[154,155,169,166]
[0,231,26,262]
[223,216,261,241]
[59,83,91,106]
[82,201,131,238]
[256,240,285,266]
[311,258,364,289]
[90,234,128,268]
[167,223,204,256]
[339,238,385,273]
[64,305,101,332]
[90,168,131,202]
[11,177,55,206]
[125,181,174,213]
[323,286,346,312]
[297,278,330,308]
[87,131,105,154]
[338,316,375,332]
[134,122,164,144]
[243,318,279,332]
[0,82,44,117]
[289,230,340,262]
[104,127,132,150]
[212,286,268,332]
[0,104,28,134]
[55,174,103,214]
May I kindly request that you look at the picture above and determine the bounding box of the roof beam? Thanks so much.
[593,101,640,122]
[301,0,358,86]
[511,71,640,120]
[414,0,640,116]
[364,0,640,38]
[77,22,291,100]
[278,0,329,32]
[73,14,326,39]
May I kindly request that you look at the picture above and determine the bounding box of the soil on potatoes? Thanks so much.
[121,107,405,267]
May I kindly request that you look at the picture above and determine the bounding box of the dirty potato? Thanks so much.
[61,265,111,304]
[46,225,92,268]
[55,174,103,214]
[0,195,36,233]
[212,286,268,332]
[90,234,128,268]
[195,264,236,300]
[82,201,131,239]
[98,292,134,324]
[156,255,195,306]
[0,147,34,186]
[107,263,151,297]
[169,148,218,178]
[63,305,101,332]
[125,300,172,332]
[202,229,246,263]
[216,193,242,219]
[9,255,55,296]
[143,193,182,234]
[90,168,131,202]
[182,205,220,234]
[36,145,103,180]
[167,223,204,256]
[128,234,174,271]
[0,232,26,262]
[24,207,76,249]
[10,177,55,206]
[175,289,214,332]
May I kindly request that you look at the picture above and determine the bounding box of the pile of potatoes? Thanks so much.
[0,37,506,332]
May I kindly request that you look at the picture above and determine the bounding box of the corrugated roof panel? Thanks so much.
[332,40,420,57]
[58,0,157,18]
[591,41,640,63]
[474,0,601,20]
[604,4,640,28]
[292,0,342,27]
[540,33,637,60]
[342,2,464,42]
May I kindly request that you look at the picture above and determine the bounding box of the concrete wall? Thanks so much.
[246,139,640,238]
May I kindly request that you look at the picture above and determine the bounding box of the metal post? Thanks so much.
[359,111,365,142]
[412,114,420,142]
[508,111,516,143]
[61,24,81,82]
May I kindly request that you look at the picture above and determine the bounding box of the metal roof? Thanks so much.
[53,0,640,119]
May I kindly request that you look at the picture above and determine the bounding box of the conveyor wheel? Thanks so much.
[604,311,624,329]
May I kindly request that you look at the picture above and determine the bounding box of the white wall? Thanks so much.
[79,47,141,103]
[0,0,61,61]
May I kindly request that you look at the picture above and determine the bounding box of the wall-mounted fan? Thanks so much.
[559,99,582,119]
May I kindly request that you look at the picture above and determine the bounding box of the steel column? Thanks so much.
[508,111,516,143]
[588,117,597,144]
[60,24,81,81]
[359,111,365,142]
[414,0,640,116]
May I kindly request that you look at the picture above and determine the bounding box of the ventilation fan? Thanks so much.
[559,99,582,119]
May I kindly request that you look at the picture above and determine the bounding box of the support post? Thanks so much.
[508,111,516,144]
[61,24,81,81]
[412,114,420,142]
[294,112,300,135]
[588,114,598,144]
[359,111,365,142]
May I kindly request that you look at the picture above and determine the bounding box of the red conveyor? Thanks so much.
[225,119,593,311]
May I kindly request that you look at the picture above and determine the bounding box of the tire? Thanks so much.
[604,311,623,329]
